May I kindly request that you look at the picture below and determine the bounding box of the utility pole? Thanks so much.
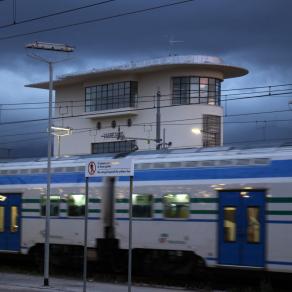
[26,41,74,287]
[156,90,161,150]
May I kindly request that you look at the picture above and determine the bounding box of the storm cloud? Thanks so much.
[0,0,292,157]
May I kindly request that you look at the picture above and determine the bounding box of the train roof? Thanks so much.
[1,145,292,170]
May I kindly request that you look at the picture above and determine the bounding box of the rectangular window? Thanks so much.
[172,77,221,105]
[247,207,260,243]
[132,194,153,218]
[85,81,137,112]
[163,193,190,219]
[92,140,137,154]
[41,195,60,217]
[68,194,85,216]
[202,114,221,147]
[0,207,4,232]
[10,206,18,233]
[224,206,237,242]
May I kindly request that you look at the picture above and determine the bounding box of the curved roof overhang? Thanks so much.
[26,55,248,90]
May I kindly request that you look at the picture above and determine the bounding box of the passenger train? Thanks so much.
[0,146,292,274]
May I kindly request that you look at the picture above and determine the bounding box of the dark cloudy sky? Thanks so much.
[0,0,292,158]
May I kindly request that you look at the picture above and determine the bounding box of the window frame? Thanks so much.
[162,193,190,219]
[132,193,153,219]
[223,206,237,243]
[40,195,61,217]
[92,140,137,154]
[67,194,85,217]
[85,81,137,112]
[172,76,221,106]
[202,114,221,147]
[246,206,261,244]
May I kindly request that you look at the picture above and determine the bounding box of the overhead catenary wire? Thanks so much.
[0,83,292,106]
[221,83,292,92]
[0,0,196,41]
[1,88,292,112]
[2,133,292,148]
[1,116,292,142]
[1,100,292,127]
[0,0,117,29]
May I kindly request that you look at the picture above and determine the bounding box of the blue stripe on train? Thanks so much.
[1,160,292,185]
[266,261,292,266]
[202,259,292,266]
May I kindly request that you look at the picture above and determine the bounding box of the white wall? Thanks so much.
[53,68,224,156]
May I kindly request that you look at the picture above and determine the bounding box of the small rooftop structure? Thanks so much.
[26,55,248,89]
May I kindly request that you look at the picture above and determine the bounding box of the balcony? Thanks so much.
[84,107,138,120]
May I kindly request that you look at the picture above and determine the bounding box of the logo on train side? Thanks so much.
[88,161,96,176]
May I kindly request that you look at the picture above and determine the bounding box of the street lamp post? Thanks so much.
[51,126,72,157]
[26,42,74,287]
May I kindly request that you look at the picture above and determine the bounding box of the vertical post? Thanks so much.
[83,176,89,292]
[156,90,161,150]
[162,128,166,150]
[44,61,53,287]
[57,136,61,157]
[128,175,134,292]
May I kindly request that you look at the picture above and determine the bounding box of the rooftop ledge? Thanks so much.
[84,108,138,119]
[26,55,248,90]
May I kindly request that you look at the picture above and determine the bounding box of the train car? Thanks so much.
[0,146,292,274]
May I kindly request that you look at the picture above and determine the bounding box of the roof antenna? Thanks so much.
[167,35,184,56]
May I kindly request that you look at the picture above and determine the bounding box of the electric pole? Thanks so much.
[156,90,161,150]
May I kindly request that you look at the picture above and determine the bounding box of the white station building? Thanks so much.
[28,55,248,156]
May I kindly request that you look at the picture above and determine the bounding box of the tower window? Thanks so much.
[92,140,137,154]
[85,81,138,112]
[97,121,101,130]
[172,77,221,106]
[202,115,221,147]
[127,118,132,127]
[111,120,116,128]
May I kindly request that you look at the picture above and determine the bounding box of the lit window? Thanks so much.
[172,77,221,105]
[41,195,60,217]
[10,206,18,233]
[132,194,153,218]
[247,207,260,243]
[163,193,190,219]
[224,207,236,242]
[0,207,4,232]
[67,194,85,216]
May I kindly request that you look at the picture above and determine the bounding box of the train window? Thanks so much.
[224,207,236,242]
[0,207,4,232]
[132,194,153,218]
[10,206,18,232]
[68,194,85,216]
[41,195,60,217]
[163,193,190,219]
[247,207,260,243]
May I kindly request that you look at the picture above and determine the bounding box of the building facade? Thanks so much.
[28,55,248,156]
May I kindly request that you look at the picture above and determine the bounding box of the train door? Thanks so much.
[0,194,21,252]
[218,191,265,267]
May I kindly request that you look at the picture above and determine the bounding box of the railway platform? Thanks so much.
[0,272,202,292]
